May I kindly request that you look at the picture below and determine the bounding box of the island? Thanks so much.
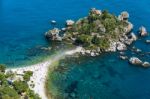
[45,8,135,56]
[45,8,150,67]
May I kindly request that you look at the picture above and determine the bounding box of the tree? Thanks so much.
[0,86,20,99]
[0,64,6,72]
[103,18,117,32]
[92,36,110,49]
[5,70,15,79]
[0,73,8,86]
[27,89,41,99]
[23,71,33,81]
[13,81,28,94]
[0,73,5,81]
[76,34,92,47]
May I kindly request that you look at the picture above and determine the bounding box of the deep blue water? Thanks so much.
[0,0,150,98]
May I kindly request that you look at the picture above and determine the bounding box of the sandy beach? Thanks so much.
[6,47,82,99]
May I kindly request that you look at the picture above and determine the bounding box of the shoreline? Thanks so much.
[6,47,83,99]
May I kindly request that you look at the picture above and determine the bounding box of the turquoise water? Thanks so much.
[48,53,150,99]
[0,0,150,98]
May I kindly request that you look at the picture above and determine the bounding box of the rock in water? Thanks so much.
[90,52,95,57]
[139,26,148,36]
[66,20,75,26]
[45,28,62,41]
[131,32,137,41]
[51,20,56,24]
[116,42,127,51]
[129,57,143,65]
[142,62,150,67]
[120,56,128,60]
[90,8,102,15]
[146,40,150,43]
[61,28,66,31]
[118,11,129,21]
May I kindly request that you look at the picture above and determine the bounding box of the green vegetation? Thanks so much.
[0,64,6,72]
[0,64,41,99]
[63,8,129,50]
[23,71,33,81]
[13,81,28,93]
[76,34,92,47]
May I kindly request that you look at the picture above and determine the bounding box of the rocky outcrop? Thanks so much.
[124,22,133,33]
[119,32,136,46]
[116,42,127,51]
[142,62,150,67]
[45,28,62,41]
[80,48,101,56]
[130,32,137,41]
[118,11,129,21]
[90,8,102,15]
[106,42,117,52]
[66,20,75,26]
[129,57,143,65]
[129,57,150,68]
[123,32,137,45]
[139,26,148,36]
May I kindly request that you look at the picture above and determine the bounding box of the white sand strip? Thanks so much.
[6,47,82,99]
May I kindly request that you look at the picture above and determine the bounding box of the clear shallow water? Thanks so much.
[0,0,150,98]
[48,53,150,99]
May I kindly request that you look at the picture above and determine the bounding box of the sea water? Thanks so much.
[0,0,150,98]
[0,0,150,67]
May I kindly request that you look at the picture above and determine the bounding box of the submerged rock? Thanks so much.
[129,57,143,65]
[120,56,128,60]
[146,40,150,43]
[139,26,148,36]
[51,20,56,24]
[119,52,125,55]
[41,47,51,51]
[136,49,142,53]
[61,28,66,31]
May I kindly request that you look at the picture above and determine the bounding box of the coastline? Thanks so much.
[6,47,83,99]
